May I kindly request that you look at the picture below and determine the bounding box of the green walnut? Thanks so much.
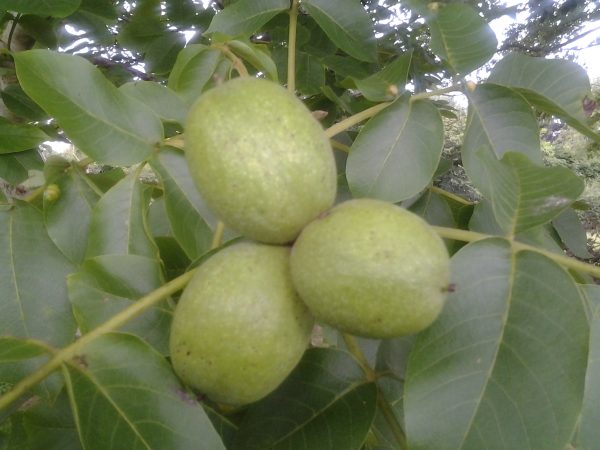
[170,242,314,406]
[290,199,451,339]
[185,77,337,244]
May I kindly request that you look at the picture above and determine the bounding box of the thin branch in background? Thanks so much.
[7,13,22,51]
[89,55,154,81]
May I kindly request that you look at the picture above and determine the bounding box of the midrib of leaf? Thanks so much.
[266,379,372,448]
[457,247,517,449]
[8,211,29,339]
[367,100,412,195]
[61,366,87,450]
[21,64,153,147]
[65,360,152,449]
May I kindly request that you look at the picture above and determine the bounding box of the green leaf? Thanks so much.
[352,52,412,102]
[233,347,377,449]
[150,148,215,261]
[14,50,163,166]
[80,0,117,19]
[477,147,584,236]
[1,85,48,121]
[346,97,444,202]
[552,208,592,259]
[67,255,172,354]
[0,337,61,402]
[63,333,225,450]
[206,0,289,37]
[579,285,600,449]
[302,0,377,62]
[405,238,589,450]
[0,202,76,346]
[228,39,279,82]
[120,81,187,125]
[1,0,80,17]
[320,55,371,79]
[462,83,542,198]
[409,191,456,228]
[488,53,599,142]
[296,51,326,96]
[0,119,47,154]
[429,3,497,74]
[144,32,186,75]
[44,169,99,264]
[372,336,415,449]
[19,389,80,450]
[0,150,43,185]
[86,171,159,259]
[168,45,224,106]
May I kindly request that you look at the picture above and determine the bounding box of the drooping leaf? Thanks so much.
[206,0,289,37]
[552,207,592,259]
[476,147,584,236]
[404,238,589,450]
[579,285,600,449]
[0,119,48,154]
[346,96,444,202]
[44,168,99,264]
[150,148,215,261]
[0,202,76,346]
[86,171,159,259]
[14,50,163,166]
[67,255,172,354]
[228,39,279,82]
[1,0,80,17]
[0,150,43,185]
[352,52,412,102]
[1,85,48,121]
[428,3,497,74]
[168,45,224,106]
[62,333,225,450]
[409,190,456,229]
[302,0,377,62]
[488,53,599,142]
[232,347,377,450]
[462,83,542,198]
[119,81,187,125]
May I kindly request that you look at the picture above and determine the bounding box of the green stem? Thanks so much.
[163,135,185,150]
[213,43,249,77]
[22,185,45,202]
[76,157,94,168]
[342,333,408,450]
[325,102,391,138]
[330,139,351,153]
[432,226,600,278]
[429,186,474,206]
[324,84,463,138]
[0,271,195,413]
[211,221,225,249]
[411,84,461,101]
[287,0,300,93]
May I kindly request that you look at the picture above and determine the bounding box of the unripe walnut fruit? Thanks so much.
[290,199,451,338]
[170,242,314,406]
[184,77,337,244]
